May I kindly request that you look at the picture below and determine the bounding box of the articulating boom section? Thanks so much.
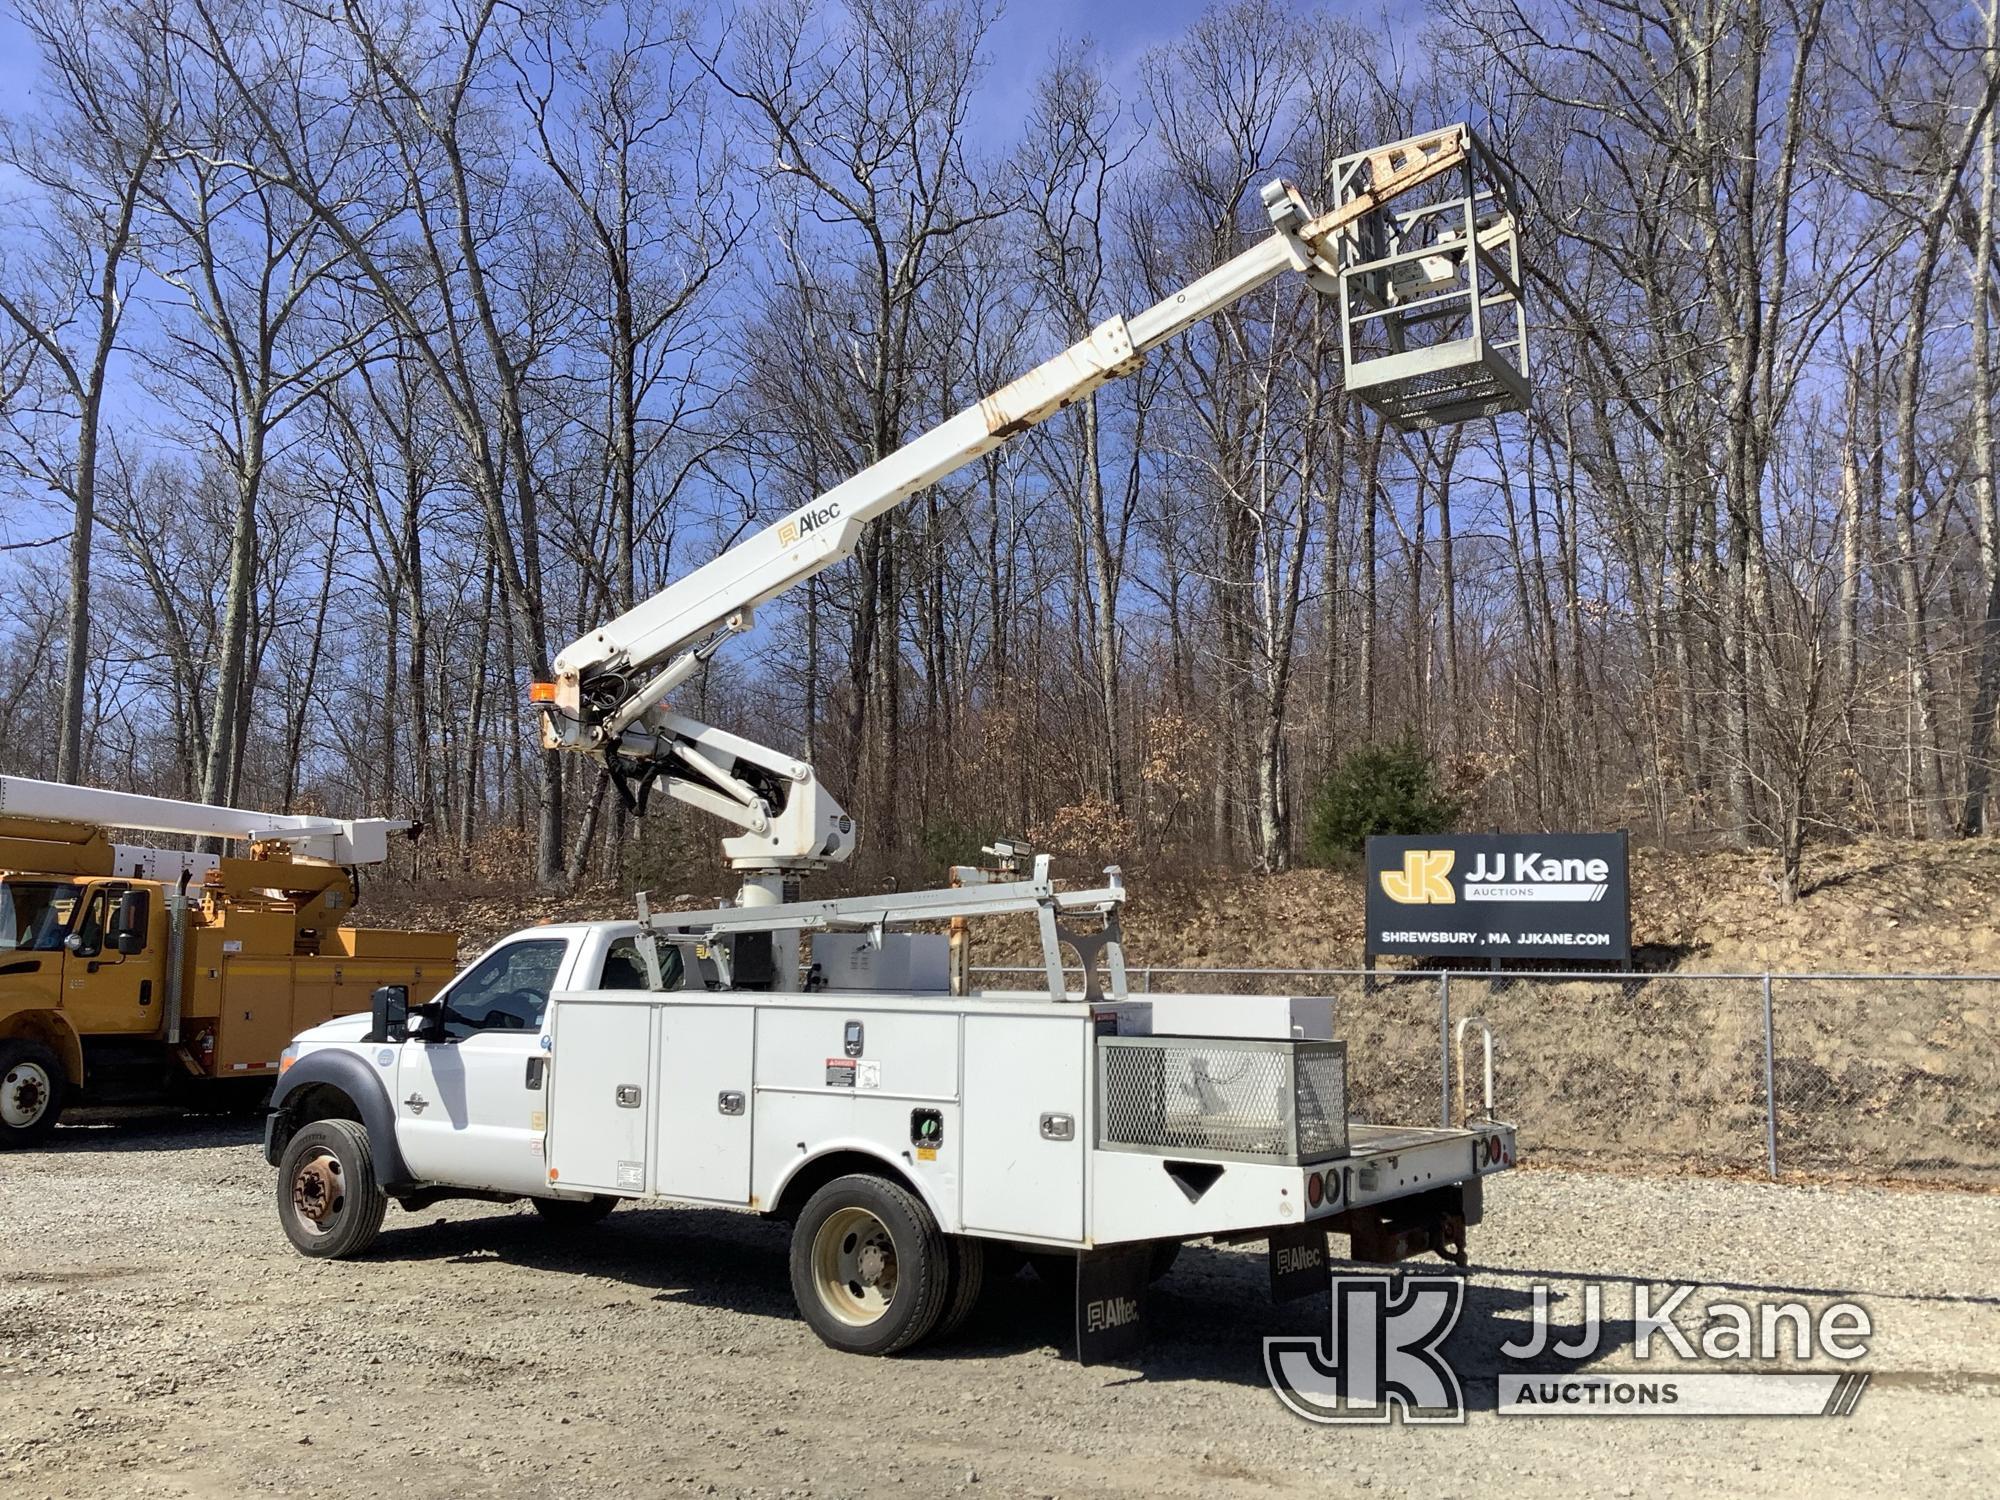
[533,125,1524,879]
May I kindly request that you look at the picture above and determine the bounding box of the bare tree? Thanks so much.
[0,0,169,783]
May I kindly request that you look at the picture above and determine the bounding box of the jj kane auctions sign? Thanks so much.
[1364,833,1632,962]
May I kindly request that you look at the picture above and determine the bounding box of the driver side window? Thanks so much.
[439,938,567,1039]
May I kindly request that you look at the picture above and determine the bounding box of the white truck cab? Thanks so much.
[266,867,1516,1363]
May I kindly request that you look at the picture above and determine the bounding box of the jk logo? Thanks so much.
[1380,849,1455,905]
[1265,1274,1466,1424]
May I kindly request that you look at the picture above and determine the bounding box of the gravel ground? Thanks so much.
[2,1114,1995,1499]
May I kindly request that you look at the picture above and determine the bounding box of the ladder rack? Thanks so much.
[636,854,1130,1002]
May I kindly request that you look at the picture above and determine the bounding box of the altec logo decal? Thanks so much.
[1380,850,1455,905]
[778,503,840,548]
[1276,1242,1324,1277]
[1086,1296,1141,1334]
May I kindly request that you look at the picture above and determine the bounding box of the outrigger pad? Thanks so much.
[1075,1245,1151,1366]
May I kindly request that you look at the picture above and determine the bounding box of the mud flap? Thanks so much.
[1075,1244,1151,1366]
[1268,1222,1330,1303]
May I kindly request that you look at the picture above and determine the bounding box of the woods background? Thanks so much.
[1,0,1997,903]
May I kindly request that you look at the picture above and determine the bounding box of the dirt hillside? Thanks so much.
[348,840,2000,1187]
[359,838,2000,976]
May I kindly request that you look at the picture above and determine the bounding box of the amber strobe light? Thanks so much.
[528,681,557,704]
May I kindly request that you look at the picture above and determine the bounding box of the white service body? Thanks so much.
[543,983,1505,1248]
[280,921,1514,1252]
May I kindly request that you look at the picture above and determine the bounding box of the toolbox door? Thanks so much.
[546,996,657,1194]
[653,1004,754,1203]
[960,1013,1087,1242]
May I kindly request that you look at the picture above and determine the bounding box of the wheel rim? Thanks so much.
[290,1149,347,1235]
[811,1206,899,1327]
[1,1060,51,1130]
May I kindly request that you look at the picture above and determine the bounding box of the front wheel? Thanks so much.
[0,1041,65,1147]
[789,1174,949,1356]
[277,1119,387,1259]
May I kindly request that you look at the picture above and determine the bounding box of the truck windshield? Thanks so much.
[0,881,84,952]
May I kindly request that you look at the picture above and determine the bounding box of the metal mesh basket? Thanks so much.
[1096,1037,1348,1164]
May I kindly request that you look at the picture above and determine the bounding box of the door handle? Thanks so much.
[404,1093,429,1114]
[525,1057,546,1090]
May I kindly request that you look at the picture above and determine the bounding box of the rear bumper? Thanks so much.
[1087,1120,1515,1247]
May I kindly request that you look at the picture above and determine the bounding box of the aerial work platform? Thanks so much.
[1333,126,1530,430]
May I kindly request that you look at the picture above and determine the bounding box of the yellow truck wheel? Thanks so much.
[0,1041,64,1146]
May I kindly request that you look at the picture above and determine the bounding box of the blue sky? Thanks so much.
[0,0,1264,554]
[0,0,1225,111]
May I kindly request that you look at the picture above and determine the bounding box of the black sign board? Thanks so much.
[1364,832,1631,964]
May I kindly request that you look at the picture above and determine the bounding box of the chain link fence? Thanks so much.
[969,965,2000,1188]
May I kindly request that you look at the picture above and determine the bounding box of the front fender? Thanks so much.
[0,1008,85,1087]
[267,1047,411,1187]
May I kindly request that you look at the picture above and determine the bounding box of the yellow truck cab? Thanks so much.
[0,785,453,1146]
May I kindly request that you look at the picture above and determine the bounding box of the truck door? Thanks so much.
[60,883,164,1035]
[0,879,80,1016]
[394,936,570,1194]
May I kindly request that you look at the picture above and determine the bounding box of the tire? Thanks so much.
[0,1040,65,1147]
[532,1194,620,1226]
[930,1235,987,1343]
[789,1174,949,1356]
[277,1119,387,1259]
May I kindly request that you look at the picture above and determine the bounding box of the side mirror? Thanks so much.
[404,1004,448,1042]
[369,984,410,1043]
[113,892,145,955]
[64,932,84,955]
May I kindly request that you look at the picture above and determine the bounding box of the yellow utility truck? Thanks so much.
[0,774,452,1144]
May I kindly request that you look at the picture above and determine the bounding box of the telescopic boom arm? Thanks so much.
[534,127,1485,879]
[0,775,412,866]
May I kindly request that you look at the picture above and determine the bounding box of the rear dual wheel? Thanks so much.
[791,1173,974,1356]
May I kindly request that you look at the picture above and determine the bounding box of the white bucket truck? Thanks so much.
[266,125,1528,1359]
